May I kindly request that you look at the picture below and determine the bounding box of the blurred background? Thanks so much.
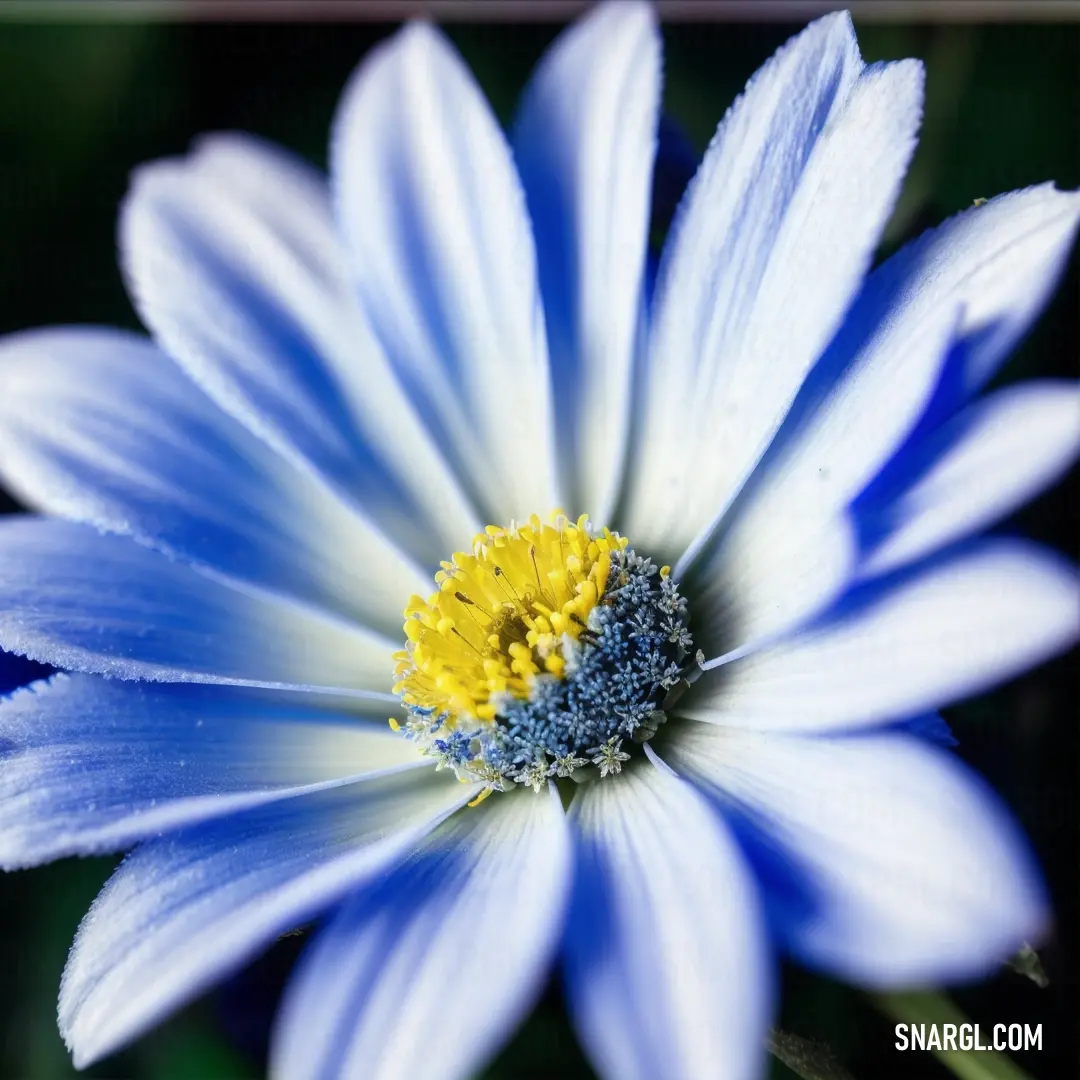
[0,4,1076,1079]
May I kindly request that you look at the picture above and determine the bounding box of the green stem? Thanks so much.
[767,1027,856,1080]
[875,991,1034,1080]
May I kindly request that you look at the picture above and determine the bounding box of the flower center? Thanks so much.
[392,513,694,799]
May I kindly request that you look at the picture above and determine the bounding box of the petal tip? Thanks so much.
[591,0,657,35]
[811,7,859,51]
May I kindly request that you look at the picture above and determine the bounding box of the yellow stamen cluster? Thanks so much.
[393,513,628,730]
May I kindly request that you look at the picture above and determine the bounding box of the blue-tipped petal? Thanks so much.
[785,185,1080,491]
[514,0,660,523]
[0,517,396,693]
[0,674,426,868]
[801,185,1080,523]
[858,380,1080,577]
[331,23,559,524]
[59,768,473,1070]
[120,133,480,570]
[686,539,1079,733]
[698,184,1080,652]
[707,183,1080,617]
[885,184,1080,397]
[623,12,923,564]
[271,786,570,1080]
[676,186,1080,658]
[687,292,960,658]
[666,726,1048,986]
[689,302,961,659]
[563,759,771,1080]
[0,326,427,637]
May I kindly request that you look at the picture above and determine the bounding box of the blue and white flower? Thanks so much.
[1,5,1078,1079]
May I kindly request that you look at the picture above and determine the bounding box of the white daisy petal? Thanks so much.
[0,674,426,868]
[120,133,480,570]
[563,760,771,1080]
[59,768,472,1070]
[792,184,1080,504]
[666,726,1048,985]
[624,12,924,562]
[0,327,427,638]
[514,0,659,522]
[332,22,559,524]
[686,540,1079,733]
[0,518,396,693]
[908,184,1080,395]
[686,288,959,656]
[271,786,570,1080]
[687,185,1080,652]
[860,381,1080,577]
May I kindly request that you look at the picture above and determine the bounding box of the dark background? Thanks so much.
[0,11,1076,1080]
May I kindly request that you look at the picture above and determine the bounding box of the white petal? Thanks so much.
[0,326,427,637]
[689,487,860,661]
[0,517,396,694]
[271,786,570,1080]
[623,13,923,562]
[675,182,1080,655]
[332,23,559,524]
[900,184,1080,394]
[861,381,1080,576]
[121,133,479,569]
[59,768,472,1069]
[0,674,426,867]
[709,181,1080,623]
[686,540,1079,732]
[513,0,659,522]
[564,760,771,1080]
[688,290,958,655]
[665,726,1048,984]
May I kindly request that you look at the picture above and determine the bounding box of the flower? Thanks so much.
[0,3,1077,1078]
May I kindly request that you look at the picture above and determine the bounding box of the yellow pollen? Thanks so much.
[392,512,628,734]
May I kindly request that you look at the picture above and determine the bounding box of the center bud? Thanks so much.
[392,513,694,800]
